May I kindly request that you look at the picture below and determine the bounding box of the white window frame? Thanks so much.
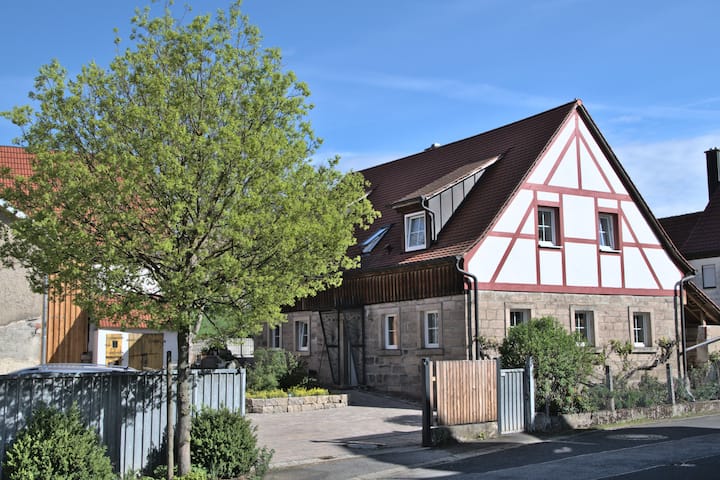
[405,212,427,251]
[703,264,717,289]
[632,312,651,348]
[295,320,309,352]
[509,309,530,327]
[423,311,440,348]
[538,207,559,246]
[574,310,595,346]
[269,325,281,349]
[383,314,399,350]
[598,213,618,251]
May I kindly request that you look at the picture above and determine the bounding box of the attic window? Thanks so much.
[361,225,391,254]
[405,212,426,251]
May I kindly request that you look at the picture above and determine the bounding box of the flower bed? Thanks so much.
[246,393,348,413]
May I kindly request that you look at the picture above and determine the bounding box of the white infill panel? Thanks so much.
[496,238,537,284]
[539,249,563,285]
[623,247,658,289]
[579,141,611,192]
[643,248,681,290]
[578,120,627,194]
[493,189,533,233]
[600,254,622,288]
[468,236,511,282]
[549,141,579,189]
[562,194,595,240]
[528,118,575,185]
[565,243,598,287]
[621,201,659,245]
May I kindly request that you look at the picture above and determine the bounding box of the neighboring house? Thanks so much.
[0,146,178,370]
[258,100,703,397]
[0,147,43,373]
[660,148,720,363]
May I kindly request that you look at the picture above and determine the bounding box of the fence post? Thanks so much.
[166,351,174,480]
[421,358,433,447]
[666,363,675,406]
[524,357,535,432]
[605,365,615,412]
[496,357,502,435]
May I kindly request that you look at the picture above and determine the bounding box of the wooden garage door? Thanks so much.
[128,333,164,370]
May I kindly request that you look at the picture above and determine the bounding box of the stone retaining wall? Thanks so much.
[535,399,720,432]
[246,394,348,414]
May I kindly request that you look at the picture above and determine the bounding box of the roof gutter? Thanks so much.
[456,256,480,360]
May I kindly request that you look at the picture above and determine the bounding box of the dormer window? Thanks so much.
[405,212,426,251]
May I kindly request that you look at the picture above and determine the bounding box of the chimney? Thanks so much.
[706,148,720,200]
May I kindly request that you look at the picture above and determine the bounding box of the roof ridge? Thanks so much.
[360,100,580,174]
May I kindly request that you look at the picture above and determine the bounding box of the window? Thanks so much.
[424,311,440,348]
[632,312,651,347]
[295,320,309,352]
[269,325,281,348]
[362,225,391,254]
[538,207,559,246]
[405,212,426,251]
[509,309,530,327]
[703,264,717,289]
[574,311,595,346]
[383,314,398,349]
[598,213,618,250]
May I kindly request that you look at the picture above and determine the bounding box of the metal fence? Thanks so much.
[0,368,245,476]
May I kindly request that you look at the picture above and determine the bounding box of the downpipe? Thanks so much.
[456,256,480,360]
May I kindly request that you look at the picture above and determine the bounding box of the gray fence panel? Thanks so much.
[0,368,245,477]
[499,367,525,434]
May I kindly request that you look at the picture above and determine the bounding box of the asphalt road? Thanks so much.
[373,414,720,479]
[269,413,720,479]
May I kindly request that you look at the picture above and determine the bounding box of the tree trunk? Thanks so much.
[176,328,192,476]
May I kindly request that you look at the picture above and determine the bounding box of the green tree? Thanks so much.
[0,3,376,475]
[499,316,596,414]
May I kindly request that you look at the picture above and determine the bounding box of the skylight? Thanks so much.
[361,225,391,253]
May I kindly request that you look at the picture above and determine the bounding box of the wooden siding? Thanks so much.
[46,290,88,363]
[293,259,464,311]
[434,359,497,426]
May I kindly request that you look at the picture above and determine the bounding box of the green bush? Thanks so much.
[499,316,596,414]
[1,405,114,480]
[247,348,312,391]
[191,407,272,479]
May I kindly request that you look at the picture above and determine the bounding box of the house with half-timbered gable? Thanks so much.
[258,100,704,396]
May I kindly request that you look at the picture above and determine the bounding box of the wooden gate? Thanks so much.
[422,357,534,445]
[433,359,497,425]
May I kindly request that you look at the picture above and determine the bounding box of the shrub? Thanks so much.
[247,348,312,391]
[1,405,114,480]
[191,407,273,479]
[499,316,596,414]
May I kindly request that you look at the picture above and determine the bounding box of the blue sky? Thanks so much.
[1,1,719,218]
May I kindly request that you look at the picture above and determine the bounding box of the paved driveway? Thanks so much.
[247,390,423,468]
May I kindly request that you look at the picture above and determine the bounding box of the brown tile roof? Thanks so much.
[658,211,702,256]
[671,186,720,259]
[353,100,691,275]
[353,101,578,271]
[0,146,33,188]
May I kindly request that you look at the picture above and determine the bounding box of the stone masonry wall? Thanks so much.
[277,290,676,397]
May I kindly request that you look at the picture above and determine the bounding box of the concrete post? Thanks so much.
[421,358,433,447]
[605,365,615,412]
[524,356,535,432]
